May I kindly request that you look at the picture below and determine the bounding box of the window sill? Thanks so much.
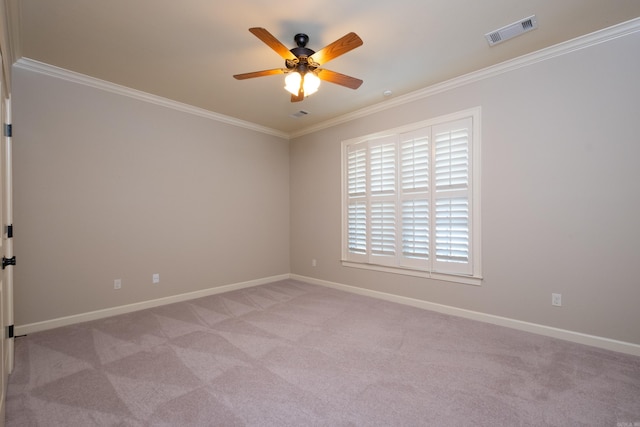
[341,260,483,286]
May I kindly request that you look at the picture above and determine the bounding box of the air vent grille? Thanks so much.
[290,110,309,119]
[485,15,538,46]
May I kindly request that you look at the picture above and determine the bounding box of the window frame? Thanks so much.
[341,107,482,286]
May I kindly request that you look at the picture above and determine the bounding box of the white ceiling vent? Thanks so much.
[485,15,538,46]
[289,110,309,119]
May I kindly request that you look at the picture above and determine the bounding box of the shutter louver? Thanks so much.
[348,201,367,254]
[435,128,469,192]
[370,143,396,195]
[435,197,469,263]
[402,199,429,259]
[371,201,396,256]
[348,147,366,196]
[401,136,429,192]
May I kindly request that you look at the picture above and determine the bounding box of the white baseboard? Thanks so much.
[15,274,290,336]
[16,273,640,357]
[291,274,640,357]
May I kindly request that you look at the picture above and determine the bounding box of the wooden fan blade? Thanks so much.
[309,32,363,65]
[290,82,304,102]
[317,69,363,89]
[233,69,284,80]
[249,27,296,60]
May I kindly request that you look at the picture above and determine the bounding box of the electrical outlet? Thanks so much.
[152,273,160,284]
[114,279,122,290]
[552,293,562,307]
[312,259,317,267]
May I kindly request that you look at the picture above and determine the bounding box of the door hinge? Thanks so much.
[6,324,14,339]
[3,123,11,137]
[2,256,16,269]
[6,224,13,238]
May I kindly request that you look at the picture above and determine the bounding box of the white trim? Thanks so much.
[13,58,289,140]
[341,261,482,286]
[10,19,640,141]
[16,272,640,356]
[14,274,289,336]
[341,107,481,146]
[291,274,640,357]
[290,17,640,138]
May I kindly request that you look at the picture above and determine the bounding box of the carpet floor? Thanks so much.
[5,279,640,426]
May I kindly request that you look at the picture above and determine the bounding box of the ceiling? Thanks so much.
[8,0,640,136]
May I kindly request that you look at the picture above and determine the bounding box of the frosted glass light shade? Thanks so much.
[284,71,321,96]
[303,72,320,96]
[284,72,302,95]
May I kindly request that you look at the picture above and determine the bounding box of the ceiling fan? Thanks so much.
[233,28,363,102]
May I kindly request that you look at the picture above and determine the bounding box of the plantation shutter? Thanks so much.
[369,137,397,265]
[399,129,430,268]
[342,109,479,280]
[346,145,368,262]
[432,118,472,275]
[401,199,429,259]
[369,141,396,195]
[348,201,367,255]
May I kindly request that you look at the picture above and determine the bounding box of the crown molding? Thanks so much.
[289,16,640,139]
[13,58,290,139]
[13,17,640,140]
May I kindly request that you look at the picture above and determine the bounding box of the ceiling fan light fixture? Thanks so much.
[303,72,320,96]
[235,28,363,102]
[284,70,321,97]
[284,71,302,95]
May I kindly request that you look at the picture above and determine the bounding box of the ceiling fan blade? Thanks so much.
[233,69,285,80]
[309,32,363,65]
[249,27,297,60]
[290,82,304,102]
[317,69,363,89]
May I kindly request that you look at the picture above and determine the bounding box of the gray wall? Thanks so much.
[11,27,640,347]
[290,30,640,345]
[13,67,290,325]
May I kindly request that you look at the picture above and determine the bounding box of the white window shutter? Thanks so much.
[368,137,397,265]
[435,197,469,263]
[433,118,472,275]
[342,108,480,281]
[370,142,396,195]
[401,134,429,192]
[347,146,366,197]
[346,145,368,262]
[348,201,367,255]
[435,126,469,191]
[399,130,430,268]
[401,198,429,260]
[370,201,396,258]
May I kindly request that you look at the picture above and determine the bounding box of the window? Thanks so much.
[341,108,481,285]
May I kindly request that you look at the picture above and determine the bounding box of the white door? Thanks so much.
[0,50,13,424]
[2,81,12,374]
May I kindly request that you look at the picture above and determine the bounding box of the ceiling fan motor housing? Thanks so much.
[286,33,316,70]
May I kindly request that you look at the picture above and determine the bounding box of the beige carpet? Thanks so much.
[6,279,640,426]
